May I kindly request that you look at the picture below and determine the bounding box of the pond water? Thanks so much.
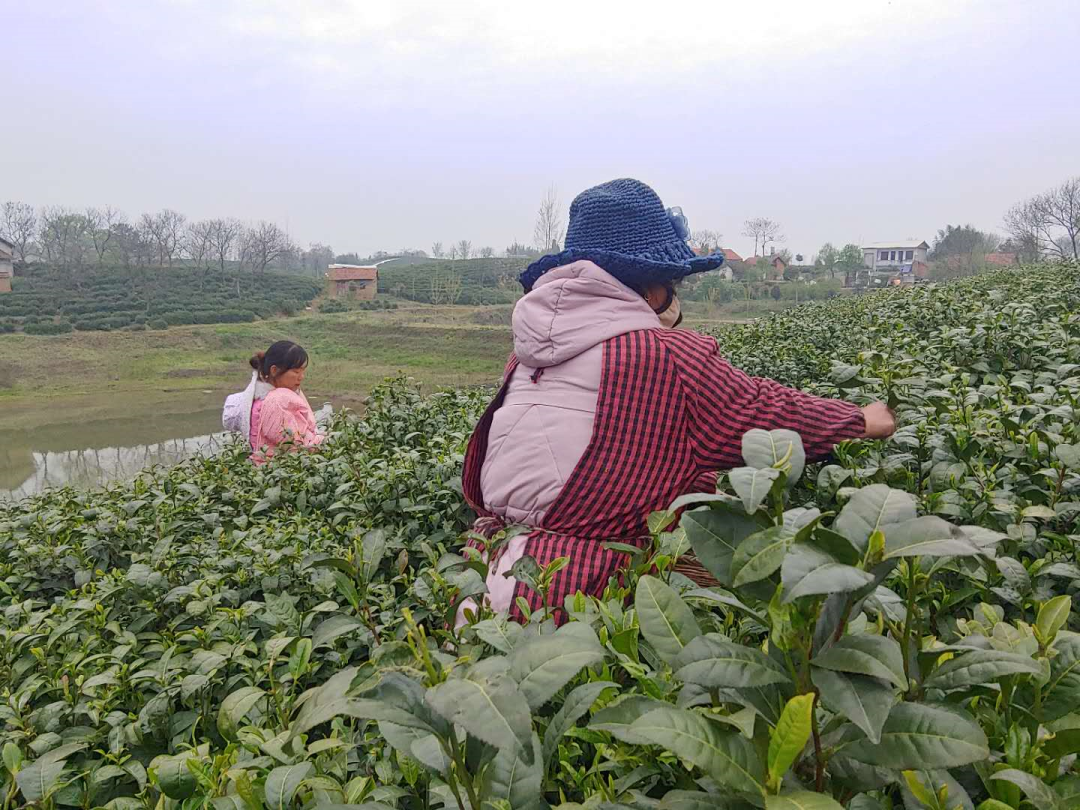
[0,392,337,501]
[0,406,230,500]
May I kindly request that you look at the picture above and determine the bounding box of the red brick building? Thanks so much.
[745,254,787,281]
[327,264,378,300]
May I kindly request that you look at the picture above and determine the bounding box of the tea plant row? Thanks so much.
[1,264,1078,810]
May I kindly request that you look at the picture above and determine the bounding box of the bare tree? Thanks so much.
[1005,177,1080,262]
[479,246,495,258]
[185,220,215,269]
[1037,177,1080,260]
[140,209,187,266]
[431,241,444,259]
[741,217,785,257]
[242,221,294,275]
[85,205,125,265]
[533,185,564,252]
[208,218,242,273]
[448,245,458,261]
[1004,200,1046,262]
[456,239,472,261]
[303,242,335,277]
[689,229,721,254]
[1,202,38,262]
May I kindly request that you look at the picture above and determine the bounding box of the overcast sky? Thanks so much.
[3,0,1078,259]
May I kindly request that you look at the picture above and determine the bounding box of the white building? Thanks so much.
[0,237,14,294]
[862,240,929,273]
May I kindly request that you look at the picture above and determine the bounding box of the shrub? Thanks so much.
[0,265,320,328]
[147,317,169,330]
[164,310,195,326]
[319,298,348,313]
[23,321,73,335]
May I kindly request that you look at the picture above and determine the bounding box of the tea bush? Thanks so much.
[1,264,1079,810]
[0,266,321,333]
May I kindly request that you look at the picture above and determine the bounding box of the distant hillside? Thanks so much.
[0,265,321,334]
[378,258,528,305]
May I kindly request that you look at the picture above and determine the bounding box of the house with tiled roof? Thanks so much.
[745,253,787,281]
[327,264,378,300]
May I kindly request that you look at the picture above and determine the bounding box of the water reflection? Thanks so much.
[0,433,229,500]
[1,395,337,501]
[0,404,228,500]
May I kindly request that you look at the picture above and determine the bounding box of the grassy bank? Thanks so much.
[0,304,515,431]
[0,299,754,433]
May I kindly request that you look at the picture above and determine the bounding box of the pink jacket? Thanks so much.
[468,261,660,617]
[249,388,323,464]
[481,261,659,524]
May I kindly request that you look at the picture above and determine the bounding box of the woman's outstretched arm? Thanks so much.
[666,332,894,468]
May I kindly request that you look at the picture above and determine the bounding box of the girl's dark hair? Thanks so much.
[249,340,308,381]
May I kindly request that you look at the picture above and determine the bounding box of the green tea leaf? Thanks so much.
[473,617,524,654]
[360,529,387,581]
[683,507,763,586]
[811,634,906,688]
[631,706,765,796]
[834,485,917,553]
[728,467,782,514]
[1044,634,1080,721]
[635,575,701,665]
[659,790,743,810]
[150,752,199,801]
[811,668,894,744]
[509,622,606,710]
[1037,596,1072,645]
[989,770,1061,810]
[883,516,982,559]
[313,614,366,649]
[924,649,1042,690]
[265,762,313,810]
[590,696,670,744]
[841,702,989,769]
[15,758,67,804]
[542,681,615,768]
[781,542,874,603]
[731,526,794,587]
[742,429,806,486]
[482,731,543,810]
[217,686,265,742]
[674,634,790,689]
[425,665,533,758]
[767,694,814,785]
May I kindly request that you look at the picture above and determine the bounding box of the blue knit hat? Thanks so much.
[520,178,724,292]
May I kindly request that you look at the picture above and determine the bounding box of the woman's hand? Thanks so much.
[861,402,897,439]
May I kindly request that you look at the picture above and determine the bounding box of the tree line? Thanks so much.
[1004,176,1080,262]
[0,202,349,277]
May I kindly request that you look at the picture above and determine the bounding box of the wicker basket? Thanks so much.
[672,553,720,588]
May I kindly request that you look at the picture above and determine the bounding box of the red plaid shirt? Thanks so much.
[462,328,865,622]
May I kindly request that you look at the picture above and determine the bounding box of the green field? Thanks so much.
[0,306,513,431]
[0,300,753,433]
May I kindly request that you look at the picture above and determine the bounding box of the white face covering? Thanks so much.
[657,293,682,328]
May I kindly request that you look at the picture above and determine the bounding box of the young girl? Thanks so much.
[246,340,324,464]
